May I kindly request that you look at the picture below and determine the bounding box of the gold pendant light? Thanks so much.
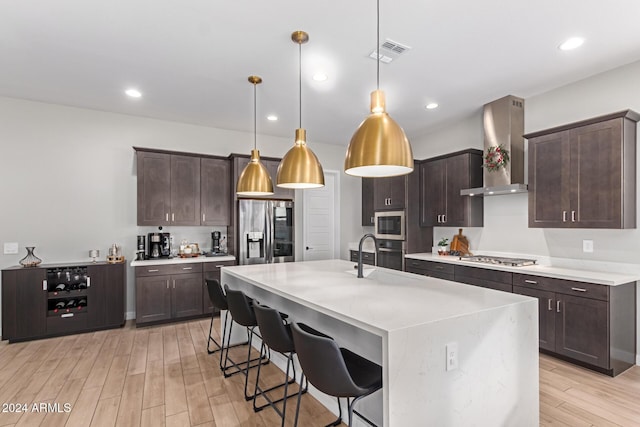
[344,0,414,177]
[276,31,325,189]
[236,76,274,196]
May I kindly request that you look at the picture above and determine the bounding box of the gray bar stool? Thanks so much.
[204,279,250,373]
[223,285,270,400]
[290,322,382,427]
[252,302,308,425]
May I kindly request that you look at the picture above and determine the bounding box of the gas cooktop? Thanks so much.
[460,255,537,267]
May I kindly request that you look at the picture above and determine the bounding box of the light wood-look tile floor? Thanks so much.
[0,318,638,426]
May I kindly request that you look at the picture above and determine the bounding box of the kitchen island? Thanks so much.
[221,259,539,426]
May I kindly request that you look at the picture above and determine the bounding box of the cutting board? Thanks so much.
[450,228,471,256]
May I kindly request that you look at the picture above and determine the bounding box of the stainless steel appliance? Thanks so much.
[376,239,405,271]
[148,232,171,258]
[374,211,405,240]
[238,199,294,265]
[211,231,221,254]
[460,255,536,267]
[136,235,146,261]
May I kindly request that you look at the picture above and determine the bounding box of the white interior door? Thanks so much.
[303,170,338,261]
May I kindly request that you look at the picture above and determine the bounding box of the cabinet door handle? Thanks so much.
[556,300,561,313]
[182,267,193,270]
[87,277,91,287]
[61,313,74,318]
[437,214,442,223]
[173,280,176,289]
[172,213,175,222]
[571,287,587,292]
[547,299,553,311]
[43,280,48,291]
[435,266,444,270]
[166,280,169,289]
[215,265,226,268]
[370,216,374,224]
[442,214,446,223]
[571,211,576,222]
[202,213,206,222]
[562,211,567,222]
[166,213,169,222]
[148,269,160,273]
[524,280,538,284]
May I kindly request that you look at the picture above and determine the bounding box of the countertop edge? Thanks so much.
[130,255,236,267]
[405,253,640,286]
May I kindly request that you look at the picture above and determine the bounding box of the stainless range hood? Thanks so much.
[460,95,527,196]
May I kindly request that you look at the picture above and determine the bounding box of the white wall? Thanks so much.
[0,97,362,323]
[411,59,640,267]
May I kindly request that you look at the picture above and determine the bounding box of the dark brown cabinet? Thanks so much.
[512,273,634,376]
[136,149,201,226]
[373,175,406,211]
[2,262,125,342]
[454,265,512,293]
[349,250,375,266]
[404,258,454,281]
[135,263,204,326]
[201,157,231,226]
[420,150,483,227]
[361,178,375,226]
[203,260,236,314]
[526,110,639,229]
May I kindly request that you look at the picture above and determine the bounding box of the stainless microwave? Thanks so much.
[374,211,405,240]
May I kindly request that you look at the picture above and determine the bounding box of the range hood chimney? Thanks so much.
[461,95,527,196]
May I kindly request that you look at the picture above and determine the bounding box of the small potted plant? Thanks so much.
[437,238,449,255]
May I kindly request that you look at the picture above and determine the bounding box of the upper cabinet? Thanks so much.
[232,155,294,200]
[373,175,406,210]
[135,148,230,226]
[526,110,639,229]
[201,157,230,226]
[361,178,375,226]
[420,150,483,227]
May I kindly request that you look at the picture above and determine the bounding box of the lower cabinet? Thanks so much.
[404,258,636,376]
[203,260,237,314]
[1,262,125,342]
[349,250,375,266]
[404,258,454,281]
[135,263,204,326]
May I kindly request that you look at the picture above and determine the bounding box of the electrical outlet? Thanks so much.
[4,242,18,254]
[583,240,594,253]
[446,342,458,371]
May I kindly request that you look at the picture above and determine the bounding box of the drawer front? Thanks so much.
[203,260,236,272]
[350,251,375,264]
[513,274,608,301]
[455,265,512,285]
[405,259,454,275]
[46,312,92,335]
[136,263,203,277]
[455,275,513,293]
[428,271,455,282]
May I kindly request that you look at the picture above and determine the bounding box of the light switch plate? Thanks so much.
[4,242,19,254]
[583,240,594,253]
[446,342,458,371]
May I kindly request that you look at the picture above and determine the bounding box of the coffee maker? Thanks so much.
[211,231,221,254]
[148,233,162,259]
[136,235,146,261]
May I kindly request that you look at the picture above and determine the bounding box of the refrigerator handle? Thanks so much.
[266,201,273,263]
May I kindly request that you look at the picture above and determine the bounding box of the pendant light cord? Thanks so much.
[299,41,302,129]
[253,82,257,150]
[376,0,380,90]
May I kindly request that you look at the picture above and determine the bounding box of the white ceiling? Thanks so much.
[2,0,640,146]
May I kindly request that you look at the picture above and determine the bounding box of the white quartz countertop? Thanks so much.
[130,255,235,267]
[405,253,640,286]
[222,259,533,334]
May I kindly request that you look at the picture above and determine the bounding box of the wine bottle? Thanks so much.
[55,301,66,309]
[55,283,66,292]
[66,299,77,308]
[78,298,87,307]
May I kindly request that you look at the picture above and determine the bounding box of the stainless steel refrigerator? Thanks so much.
[238,199,294,265]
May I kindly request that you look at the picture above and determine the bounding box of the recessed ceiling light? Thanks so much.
[125,88,142,98]
[559,37,584,51]
[266,115,278,121]
[312,73,328,82]
[425,103,439,110]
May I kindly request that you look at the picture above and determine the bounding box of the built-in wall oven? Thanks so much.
[374,210,405,240]
[376,239,405,271]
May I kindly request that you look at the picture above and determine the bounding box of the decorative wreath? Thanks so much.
[483,144,510,172]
